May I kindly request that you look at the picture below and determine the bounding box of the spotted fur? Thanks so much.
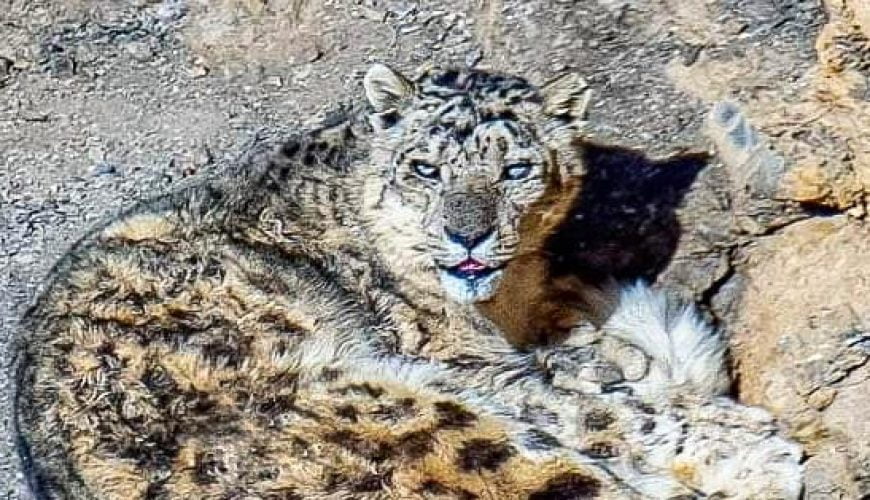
[15,65,802,499]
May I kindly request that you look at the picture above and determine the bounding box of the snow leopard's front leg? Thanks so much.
[548,281,730,400]
[538,281,804,499]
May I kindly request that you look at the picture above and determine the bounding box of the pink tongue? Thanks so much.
[457,259,486,272]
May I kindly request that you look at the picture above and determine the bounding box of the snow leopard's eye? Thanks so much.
[502,162,533,181]
[411,160,441,181]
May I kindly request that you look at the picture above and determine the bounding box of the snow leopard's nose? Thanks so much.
[444,228,492,250]
[442,188,497,250]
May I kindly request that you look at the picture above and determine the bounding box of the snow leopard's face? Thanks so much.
[362,65,590,303]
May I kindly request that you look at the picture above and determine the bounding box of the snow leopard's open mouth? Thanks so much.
[442,258,503,281]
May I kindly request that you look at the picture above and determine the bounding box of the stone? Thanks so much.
[91,162,118,176]
[0,56,12,76]
[732,217,870,498]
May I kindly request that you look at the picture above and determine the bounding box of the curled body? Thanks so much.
[15,65,802,499]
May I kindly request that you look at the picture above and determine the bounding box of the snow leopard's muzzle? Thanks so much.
[431,186,519,304]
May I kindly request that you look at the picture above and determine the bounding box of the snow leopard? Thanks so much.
[14,64,803,499]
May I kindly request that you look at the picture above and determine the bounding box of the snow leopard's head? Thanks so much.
[361,64,590,303]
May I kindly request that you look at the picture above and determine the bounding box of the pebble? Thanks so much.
[193,146,213,168]
[125,41,154,63]
[91,162,118,176]
[465,48,483,68]
[0,56,13,76]
[807,387,837,410]
[156,0,188,23]
[190,64,209,78]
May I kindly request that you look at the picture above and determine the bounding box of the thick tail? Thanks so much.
[602,281,730,399]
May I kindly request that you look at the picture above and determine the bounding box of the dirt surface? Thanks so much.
[1,0,868,497]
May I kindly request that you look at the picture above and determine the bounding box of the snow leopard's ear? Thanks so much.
[539,73,592,179]
[364,63,414,114]
[541,72,592,121]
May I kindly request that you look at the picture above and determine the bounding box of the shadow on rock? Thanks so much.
[548,143,709,282]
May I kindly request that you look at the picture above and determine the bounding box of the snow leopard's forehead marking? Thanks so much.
[413,69,542,113]
[410,70,543,134]
[392,69,549,181]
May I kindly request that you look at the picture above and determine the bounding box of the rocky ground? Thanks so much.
[1,0,868,497]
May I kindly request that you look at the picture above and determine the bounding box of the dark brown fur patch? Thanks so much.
[372,397,417,423]
[351,472,390,492]
[641,418,657,434]
[584,409,616,431]
[523,428,561,450]
[434,401,477,429]
[324,430,391,462]
[418,480,479,499]
[528,473,601,499]
[194,452,227,485]
[582,440,620,459]
[334,383,385,399]
[457,439,515,471]
[335,404,359,422]
[395,430,434,459]
[319,368,343,381]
